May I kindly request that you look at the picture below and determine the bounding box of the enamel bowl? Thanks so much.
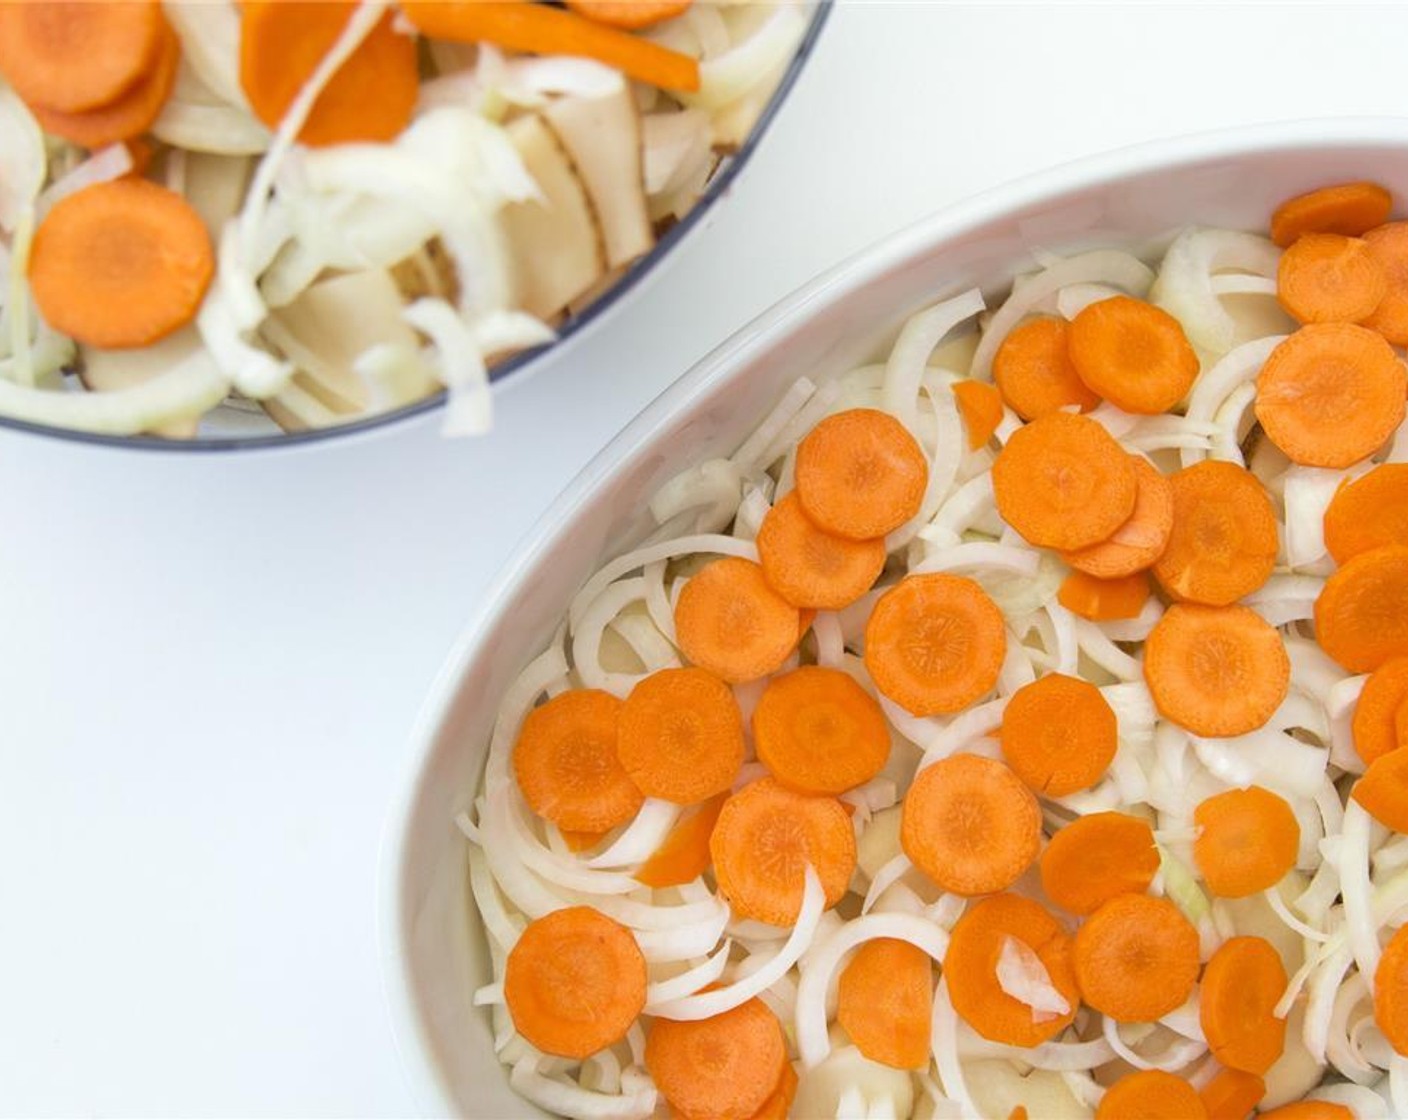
[379,119,1408,1116]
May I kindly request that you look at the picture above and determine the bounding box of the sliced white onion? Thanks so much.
[1055,282,1123,319]
[911,542,1040,578]
[1075,619,1141,681]
[996,936,1069,1021]
[1305,940,1356,1063]
[1265,887,1334,944]
[732,377,817,473]
[509,1056,656,1120]
[584,800,681,869]
[643,940,731,1011]
[1328,675,1369,774]
[0,85,44,234]
[813,611,846,668]
[38,144,132,213]
[1192,729,1328,801]
[1284,466,1347,569]
[649,459,743,534]
[881,288,986,436]
[930,979,979,1118]
[1102,1016,1207,1073]
[1342,801,1381,981]
[917,700,1011,770]
[678,2,806,111]
[1151,227,1282,354]
[862,854,913,915]
[1179,334,1285,467]
[886,379,967,552]
[469,844,525,951]
[924,474,996,548]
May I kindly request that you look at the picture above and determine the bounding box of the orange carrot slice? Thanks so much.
[1257,1104,1354,1120]
[709,778,855,925]
[1061,457,1173,579]
[646,997,786,1120]
[504,906,646,1059]
[794,408,929,540]
[29,179,214,350]
[992,316,1101,419]
[1375,923,1408,1057]
[1201,936,1289,1075]
[992,411,1138,549]
[1095,1071,1208,1120]
[747,1059,799,1120]
[1199,1069,1265,1120]
[617,667,744,804]
[1073,894,1200,1022]
[952,379,1005,450]
[674,557,800,684]
[566,0,693,30]
[1193,786,1300,898]
[1271,181,1393,247]
[1255,324,1407,469]
[1362,221,1408,345]
[1323,463,1408,564]
[1351,657,1408,765]
[1067,296,1200,414]
[999,673,1118,796]
[1057,570,1151,622]
[633,794,726,889]
[901,754,1041,896]
[756,491,887,611]
[513,689,643,832]
[1039,811,1160,916]
[752,666,890,796]
[1352,748,1408,833]
[1315,545,1408,672]
[1276,233,1388,325]
[1143,603,1290,737]
[836,938,933,1069]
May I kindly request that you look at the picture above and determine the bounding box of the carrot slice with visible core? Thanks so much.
[1362,221,1408,345]
[709,777,855,925]
[1270,181,1393,247]
[1374,923,1408,1057]
[1276,233,1388,325]
[1200,936,1288,1075]
[1352,748,1408,833]
[836,938,933,1069]
[513,689,643,833]
[566,0,693,30]
[747,1059,798,1120]
[1351,656,1408,765]
[1255,324,1407,469]
[1061,457,1173,579]
[674,557,800,684]
[1057,570,1151,622]
[646,997,786,1120]
[1143,603,1290,737]
[633,794,726,889]
[943,893,1079,1047]
[992,316,1101,419]
[1199,1069,1265,1120]
[952,379,1005,450]
[1073,893,1200,1022]
[1315,545,1408,672]
[1095,1071,1208,1120]
[794,408,929,540]
[504,906,646,1059]
[756,491,887,611]
[901,754,1041,896]
[999,673,1118,796]
[752,666,890,796]
[617,667,743,804]
[1039,811,1160,916]
[29,178,214,351]
[1193,786,1300,898]
[1323,463,1408,564]
[992,411,1138,550]
[1067,296,1200,414]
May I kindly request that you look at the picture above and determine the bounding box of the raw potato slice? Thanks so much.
[500,114,606,321]
[181,151,253,239]
[79,327,217,439]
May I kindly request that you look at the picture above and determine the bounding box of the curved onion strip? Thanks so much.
[881,288,986,435]
[38,144,132,212]
[930,979,979,1117]
[1325,972,1376,1075]
[484,632,572,791]
[1192,730,1328,801]
[918,698,1010,770]
[862,854,913,916]
[813,611,846,668]
[1265,887,1334,944]
[496,789,645,896]
[677,2,806,112]
[732,378,816,473]
[1209,380,1259,463]
[584,800,681,870]
[568,535,758,631]
[573,578,652,696]
[643,940,731,1012]
[911,542,1040,578]
[1076,619,1140,681]
[474,982,504,1006]
[1284,467,1346,569]
[579,1048,622,1096]
[1328,676,1369,773]
[1211,273,1279,297]
[1151,227,1281,354]
[955,1029,1117,1071]
[469,844,525,951]
[608,607,677,674]
[650,459,744,534]
[879,695,943,753]
[1099,598,1164,643]
[996,936,1069,1020]
[1342,802,1381,981]
[1102,1016,1207,1073]
[1179,334,1285,467]
[886,380,966,551]
[1315,1081,1394,1119]
[924,474,996,550]
[1305,939,1356,1063]
[509,1056,656,1120]
[1056,281,1123,319]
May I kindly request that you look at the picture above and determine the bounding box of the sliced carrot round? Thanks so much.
[952,379,1005,450]
[29,178,214,350]
[1276,233,1388,325]
[1374,923,1408,1057]
[1255,324,1407,469]
[1352,748,1408,833]
[1095,1071,1207,1120]
[1362,221,1408,345]
[646,996,786,1120]
[1039,811,1159,916]
[1073,893,1199,1022]
[992,411,1138,549]
[992,316,1101,419]
[709,777,856,925]
[1257,1104,1354,1120]
[1143,603,1290,737]
[1061,457,1173,579]
[633,794,726,889]
[836,938,933,1069]
[674,557,801,684]
[1193,786,1300,899]
[1270,180,1394,247]
[1057,570,1151,622]
[943,893,1079,1047]
[1067,295,1200,415]
[504,906,646,1059]
[752,666,890,797]
[863,573,1006,716]
[617,667,744,804]
[1315,545,1408,672]
[748,1059,799,1120]
[1351,656,1408,765]
[1200,936,1289,1074]
[565,0,692,29]
[794,408,929,540]
[1323,463,1408,565]
[999,673,1118,796]
[1198,1069,1265,1120]
[240,1,417,146]
[1151,460,1278,606]
[513,689,643,833]
[756,491,886,610]
[901,754,1040,896]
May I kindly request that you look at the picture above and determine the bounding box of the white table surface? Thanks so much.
[3,3,1408,1115]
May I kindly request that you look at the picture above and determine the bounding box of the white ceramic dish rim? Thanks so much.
[377,115,1408,1117]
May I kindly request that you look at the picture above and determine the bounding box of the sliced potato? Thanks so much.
[183,151,252,240]
[78,327,217,438]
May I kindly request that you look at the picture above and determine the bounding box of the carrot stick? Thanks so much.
[1315,545,1408,672]
[1061,457,1173,579]
[1323,463,1408,564]
[1057,570,1151,622]
[566,0,693,30]
[1151,460,1278,606]
[794,408,929,540]
[901,754,1041,896]
[836,938,933,1069]
[1067,295,1200,414]
[1200,936,1289,1074]
[1352,748,1408,833]
[633,793,725,889]
[1255,324,1407,469]
[28,179,214,350]
[617,667,744,804]
[952,379,1004,450]
[709,777,855,925]
[1374,924,1408,1059]
[992,316,1101,420]
[1199,1069,1265,1120]
[674,557,800,684]
[504,906,646,1059]
[756,491,887,611]
[1362,221,1408,345]
[1072,894,1200,1022]
[1276,233,1388,325]
[992,411,1138,550]
[1095,1071,1208,1120]
[1270,181,1393,247]
[513,688,644,832]
[1350,656,1408,765]
[864,573,1006,716]
[752,666,890,796]
[1038,811,1159,916]
[999,673,1118,796]
[646,997,786,1120]
[240,2,418,146]
[1193,786,1300,898]
[401,1,701,92]
[1143,603,1290,737]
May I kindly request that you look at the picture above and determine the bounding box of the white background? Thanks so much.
[3,3,1408,1116]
